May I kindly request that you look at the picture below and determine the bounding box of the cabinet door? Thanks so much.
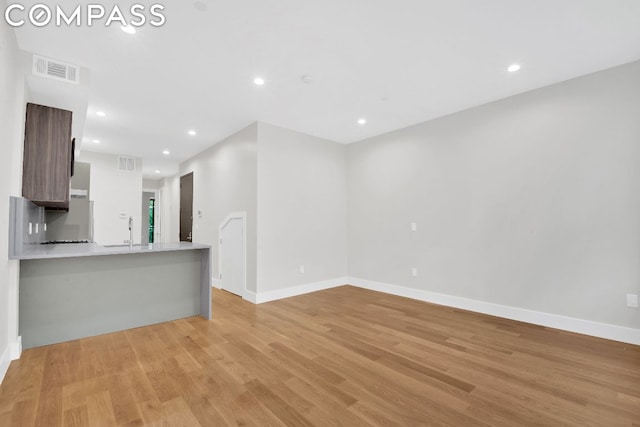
[22,103,73,210]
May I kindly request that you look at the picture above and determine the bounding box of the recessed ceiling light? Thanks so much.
[188,130,197,136]
[162,150,170,155]
[507,64,521,73]
[193,1,208,12]
[357,118,367,125]
[92,139,100,144]
[121,25,136,34]
[155,170,161,174]
[96,111,106,117]
[254,77,265,86]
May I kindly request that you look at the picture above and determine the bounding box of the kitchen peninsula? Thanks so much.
[11,241,211,349]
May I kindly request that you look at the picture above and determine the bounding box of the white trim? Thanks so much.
[253,277,348,304]
[0,347,10,385]
[211,277,221,288]
[244,290,258,304]
[347,277,640,346]
[218,212,248,300]
[0,337,21,385]
[10,336,21,360]
[219,211,245,233]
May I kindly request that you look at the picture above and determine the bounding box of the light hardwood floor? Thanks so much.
[1,285,639,426]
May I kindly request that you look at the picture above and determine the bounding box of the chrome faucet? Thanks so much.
[128,216,133,250]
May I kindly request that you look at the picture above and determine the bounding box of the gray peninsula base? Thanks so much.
[19,248,211,349]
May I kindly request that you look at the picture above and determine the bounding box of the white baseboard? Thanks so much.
[213,280,255,306]
[0,337,22,385]
[252,277,348,304]
[0,346,10,385]
[10,336,21,360]
[348,277,640,346]
[244,290,258,304]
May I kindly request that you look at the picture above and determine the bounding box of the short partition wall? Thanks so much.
[19,248,211,349]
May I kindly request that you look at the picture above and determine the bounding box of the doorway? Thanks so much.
[148,198,155,243]
[180,172,193,242]
[141,191,156,244]
[219,213,246,297]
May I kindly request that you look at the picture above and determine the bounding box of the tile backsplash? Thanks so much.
[9,196,46,256]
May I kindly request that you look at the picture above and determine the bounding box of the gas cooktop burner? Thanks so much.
[41,240,90,245]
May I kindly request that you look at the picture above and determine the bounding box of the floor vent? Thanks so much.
[117,156,136,172]
[32,55,80,84]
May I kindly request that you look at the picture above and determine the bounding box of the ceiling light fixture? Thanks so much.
[188,130,197,136]
[92,139,100,144]
[357,118,367,125]
[193,1,208,12]
[254,77,265,86]
[121,25,136,34]
[96,111,106,117]
[162,150,170,155]
[155,170,161,174]
[507,64,521,73]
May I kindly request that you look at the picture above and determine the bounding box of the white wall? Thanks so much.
[165,122,349,295]
[79,152,143,245]
[158,175,180,243]
[257,122,348,293]
[348,61,640,330]
[0,25,27,383]
[142,178,161,190]
[178,124,258,291]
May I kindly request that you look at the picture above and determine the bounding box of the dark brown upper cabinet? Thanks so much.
[22,103,73,210]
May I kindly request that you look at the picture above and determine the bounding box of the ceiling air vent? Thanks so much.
[32,55,80,84]
[117,156,136,172]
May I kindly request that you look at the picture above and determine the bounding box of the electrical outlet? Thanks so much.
[627,294,638,308]
[299,265,305,274]
[411,222,417,232]
[411,267,417,277]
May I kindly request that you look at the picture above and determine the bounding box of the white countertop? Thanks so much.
[11,242,210,260]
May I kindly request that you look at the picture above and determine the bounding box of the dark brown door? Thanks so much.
[180,172,193,242]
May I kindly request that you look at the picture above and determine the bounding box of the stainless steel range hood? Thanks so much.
[45,161,94,242]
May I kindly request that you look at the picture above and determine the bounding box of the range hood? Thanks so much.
[70,188,88,198]
[45,162,94,242]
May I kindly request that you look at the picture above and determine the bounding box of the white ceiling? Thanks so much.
[9,0,640,178]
